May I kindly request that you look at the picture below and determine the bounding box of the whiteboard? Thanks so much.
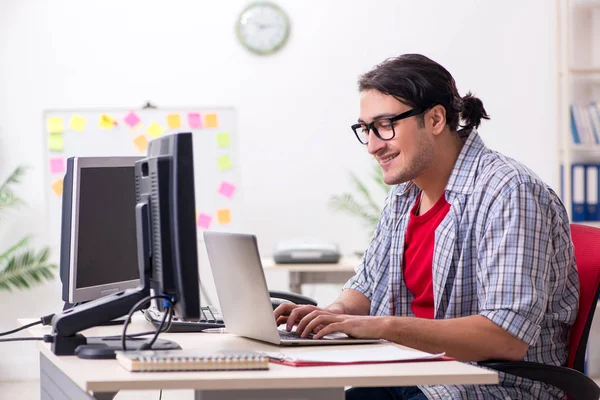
[43,107,241,246]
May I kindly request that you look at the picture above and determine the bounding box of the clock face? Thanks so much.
[236,2,290,55]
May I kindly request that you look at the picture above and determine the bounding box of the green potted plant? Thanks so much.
[0,166,56,291]
[329,161,389,240]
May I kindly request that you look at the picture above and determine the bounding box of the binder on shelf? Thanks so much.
[572,164,586,222]
[570,105,582,145]
[585,164,600,222]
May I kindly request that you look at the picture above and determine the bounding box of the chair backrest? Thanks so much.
[568,224,600,372]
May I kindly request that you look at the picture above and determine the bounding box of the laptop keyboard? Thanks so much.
[278,329,316,341]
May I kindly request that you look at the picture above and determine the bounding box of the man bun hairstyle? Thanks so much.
[358,54,490,131]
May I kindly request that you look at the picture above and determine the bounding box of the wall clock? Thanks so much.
[236,2,290,55]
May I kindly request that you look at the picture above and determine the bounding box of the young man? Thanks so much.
[274,54,580,399]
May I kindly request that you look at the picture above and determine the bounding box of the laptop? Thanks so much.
[203,231,380,346]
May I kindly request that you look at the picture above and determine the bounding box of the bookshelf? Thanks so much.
[557,0,600,223]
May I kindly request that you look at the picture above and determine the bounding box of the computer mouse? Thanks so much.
[270,297,293,310]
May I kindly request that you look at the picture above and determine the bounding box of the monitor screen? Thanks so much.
[75,166,139,288]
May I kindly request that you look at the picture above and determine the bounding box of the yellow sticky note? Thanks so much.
[148,122,165,138]
[69,115,86,132]
[52,179,63,197]
[133,135,148,153]
[205,113,218,128]
[217,208,231,224]
[48,133,64,151]
[217,155,233,171]
[216,132,230,148]
[47,117,64,134]
[99,114,115,129]
[167,114,181,129]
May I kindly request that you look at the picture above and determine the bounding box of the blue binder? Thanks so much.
[585,164,600,221]
[572,164,586,222]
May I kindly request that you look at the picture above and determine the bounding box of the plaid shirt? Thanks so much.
[344,129,580,399]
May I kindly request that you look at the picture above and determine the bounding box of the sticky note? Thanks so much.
[133,135,148,152]
[197,213,212,230]
[218,181,236,199]
[188,113,202,129]
[217,155,233,171]
[147,122,164,138]
[49,157,65,174]
[48,133,64,151]
[217,209,231,224]
[216,132,230,148]
[46,117,63,134]
[52,179,63,197]
[205,113,218,128]
[167,114,181,129]
[69,115,86,132]
[124,111,141,128]
[99,114,116,129]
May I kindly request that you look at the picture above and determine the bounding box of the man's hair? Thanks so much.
[358,54,490,132]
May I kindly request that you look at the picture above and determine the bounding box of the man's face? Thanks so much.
[359,89,434,185]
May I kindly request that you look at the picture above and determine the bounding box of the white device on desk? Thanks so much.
[274,239,341,264]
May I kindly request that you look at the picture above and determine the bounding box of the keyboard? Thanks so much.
[278,329,315,341]
[144,306,225,333]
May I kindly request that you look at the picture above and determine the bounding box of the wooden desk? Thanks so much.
[261,257,359,294]
[24,317,498,400]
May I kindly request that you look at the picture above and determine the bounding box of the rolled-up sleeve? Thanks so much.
[477,182,553,346]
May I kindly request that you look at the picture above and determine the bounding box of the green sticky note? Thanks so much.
[48,133,64,151]
[217,155,233,171]
[216,132,230,148]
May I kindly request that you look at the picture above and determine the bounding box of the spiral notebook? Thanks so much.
[115,350,269,372]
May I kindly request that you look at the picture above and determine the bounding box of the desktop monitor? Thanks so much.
[135,131,201,320]
[59,157,141,306]
[51,132,201,355]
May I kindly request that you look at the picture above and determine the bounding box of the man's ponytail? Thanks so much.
[459,92,490,131]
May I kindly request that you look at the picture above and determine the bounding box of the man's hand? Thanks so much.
[274,303,335,331]
[298,313,386,339]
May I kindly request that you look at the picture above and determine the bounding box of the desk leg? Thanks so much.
[289,271,303,294]
[195,387,344,400]
[39,353,118,400]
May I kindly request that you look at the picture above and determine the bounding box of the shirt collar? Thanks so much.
[395,129,486,197]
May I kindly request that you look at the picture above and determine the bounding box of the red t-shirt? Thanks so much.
[403,193,451,319]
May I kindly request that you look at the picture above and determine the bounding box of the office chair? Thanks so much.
[479,223,600,400]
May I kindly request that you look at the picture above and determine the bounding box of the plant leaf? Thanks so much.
[0,166,27,216]
[0,247,57,291]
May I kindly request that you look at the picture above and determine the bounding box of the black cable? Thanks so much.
[159,389,163,400]
[0,337,44,342]
[0,320,41,337]
[121,295,175,351]
[146,302,173,348]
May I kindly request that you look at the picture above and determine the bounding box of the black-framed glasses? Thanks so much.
[351,108,426,145]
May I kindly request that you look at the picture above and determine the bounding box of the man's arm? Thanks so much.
[325,289,371,315]
[378,315,528,361]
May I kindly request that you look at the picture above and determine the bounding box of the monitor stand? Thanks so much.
[63,302,129,326]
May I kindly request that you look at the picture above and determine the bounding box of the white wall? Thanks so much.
[0,0,558,381]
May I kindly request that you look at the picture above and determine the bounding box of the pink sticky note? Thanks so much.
[124,111,141,128]
[188,113,202,129]
[49,157,65,174]
[218,181,236,199]
[197,213,212,229]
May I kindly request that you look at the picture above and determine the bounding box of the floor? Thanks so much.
[0,381,193,400]
[2,379,600,400]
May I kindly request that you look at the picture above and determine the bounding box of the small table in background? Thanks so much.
[261,256,360,294]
